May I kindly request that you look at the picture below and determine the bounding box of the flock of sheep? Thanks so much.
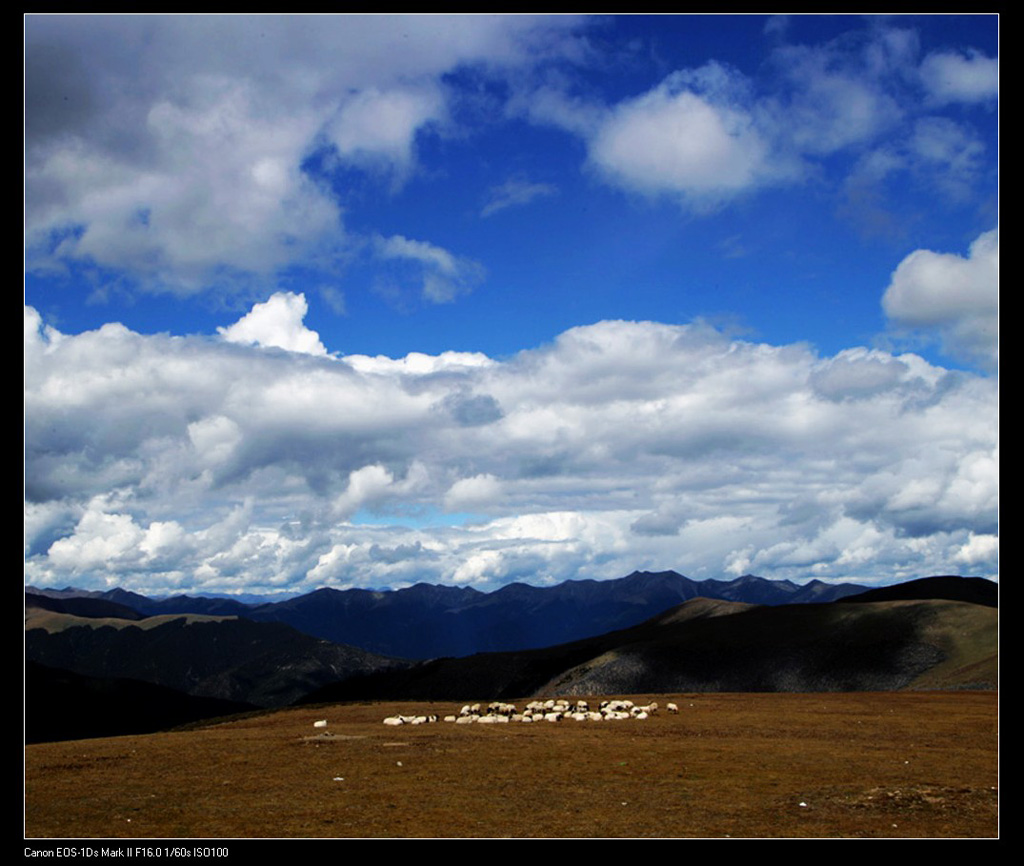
[379,698,680,726]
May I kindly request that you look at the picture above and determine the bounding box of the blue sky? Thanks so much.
[25,14,998,596]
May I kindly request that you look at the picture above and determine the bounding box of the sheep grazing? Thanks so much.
[487,702,517,717]
[382,697,678,728]
[313,719,328,728]
[602,699,636,714]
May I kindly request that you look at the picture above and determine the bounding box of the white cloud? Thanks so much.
[25,305,998,593]
[28,74,340,292]
[481,177,558,217]
[920,49,998,105]
[344,350,495,377]
[326,85,447,184]
[445,474,503,511]
[768,41,904,155]
[586,65,778,207]
[373,234,485,304]
[908,117,986,200]
[953,532,998,567]
[526,24,952,210]
[810,348,912,401]
[882,229,998,368]
[333,462,429,519]
[188,415,244,467]
[46,497,153,574]
[24,14,586,295]
[217,291,328,356]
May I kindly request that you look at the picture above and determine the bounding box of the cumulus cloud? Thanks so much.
[25,301,998,594]
[523,23,982,211]
[511,59,794,209]
[27,70,340,293]
[882,229,998,369]
[23,14,585,296]
[589,78,772,205]
[810,348,912,401]
[344,350,495,377]
[25,14,997,302]
[325,85,447,185]
[333,462,430,520]
[445,474,504,512]
[217,292,328,355]
[954,532,999,567]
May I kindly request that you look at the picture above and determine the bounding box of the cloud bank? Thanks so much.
[25,299,997,595]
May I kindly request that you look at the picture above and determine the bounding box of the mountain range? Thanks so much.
[29,570,876,659]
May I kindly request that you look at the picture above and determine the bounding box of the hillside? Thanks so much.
[25,661,258,743]
[300,595,996,704]
[25,601,409,709]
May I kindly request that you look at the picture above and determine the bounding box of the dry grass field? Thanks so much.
[24,691,997,839]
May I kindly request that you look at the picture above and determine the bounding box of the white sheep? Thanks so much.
[313,719,328,728]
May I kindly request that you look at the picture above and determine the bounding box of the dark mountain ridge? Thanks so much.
[29,570,886,659]
[837,575,997,607]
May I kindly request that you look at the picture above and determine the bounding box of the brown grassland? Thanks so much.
[24,691,997,839]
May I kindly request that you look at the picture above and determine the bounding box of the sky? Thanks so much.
[24,14,998,597]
